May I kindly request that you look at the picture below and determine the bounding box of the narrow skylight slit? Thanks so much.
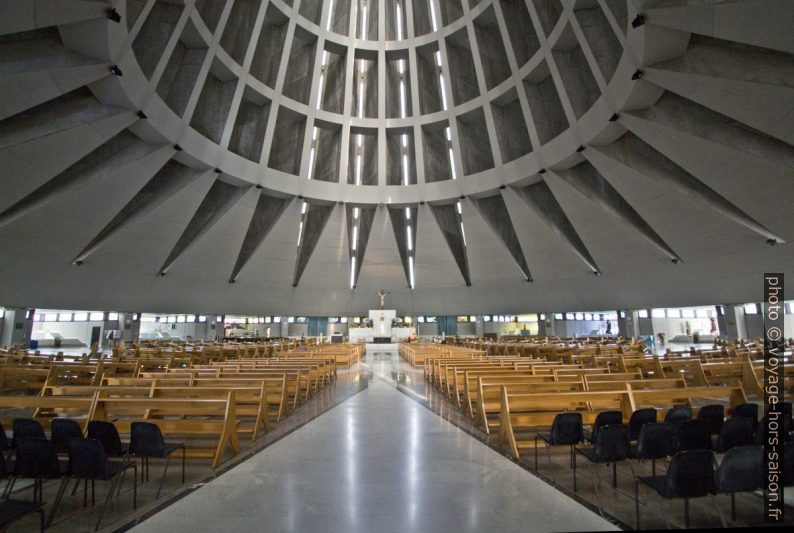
[325,0,335,31]
[406,225,412,251]
[358,79,365,118]
[396,2,403,40]
[350,256,356,288]
[429,0,439,32]
[352,225,358,251]
[360,3,368,39]
[399,80,406,117]
[307,147,316,179]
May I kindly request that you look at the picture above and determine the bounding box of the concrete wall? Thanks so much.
[287,323,309,338]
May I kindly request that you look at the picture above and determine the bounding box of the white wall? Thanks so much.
[328,323,348,335]
[32,320,103,345]
[484,322,539,337]
[140,321,207,341]
[650,317,717,339]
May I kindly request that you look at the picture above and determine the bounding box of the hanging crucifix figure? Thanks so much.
[376,289,389,309]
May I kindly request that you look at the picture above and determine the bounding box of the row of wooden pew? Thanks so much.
[404,346,789,459]
[0,348,362,468]
[449,336,647,359]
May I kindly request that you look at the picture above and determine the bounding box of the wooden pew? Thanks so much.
[105,375,289,423]
[91,393,239,468]
[0,366,50,394]
[475,377,586,433]
[0,393,99,430]
[42,382,270,441]
[498,389,628,458]
[497,385,746,459]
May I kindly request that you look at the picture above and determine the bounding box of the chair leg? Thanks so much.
[95,476,118,532]
[572,450,577,492]
[45,477,69,528]
[534,436,539,471]
[635,479,640,530]
[591,462,604,514]
[713,494,726,528]
[38,508,45,533]
[2,476,12,498]
[612,462,617,488]
[116,466,127,498]
[157,454,172,499]
[133,464,137,509]
[731,492,736,521]
[70,478,81,497]
[684,498,690,528]
[182,446,186,484]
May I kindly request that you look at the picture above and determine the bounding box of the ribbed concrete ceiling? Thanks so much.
[0,0,792,315]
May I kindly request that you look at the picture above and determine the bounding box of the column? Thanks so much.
[0,308,34,348]
[474,316,484,337]
[716,305,745,340]
[617,310,639,339]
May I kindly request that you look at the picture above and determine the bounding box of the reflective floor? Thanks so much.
[131,347,616,533]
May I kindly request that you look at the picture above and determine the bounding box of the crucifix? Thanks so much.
[376,289,389,309]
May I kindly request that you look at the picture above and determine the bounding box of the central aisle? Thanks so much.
[133,366,617,532]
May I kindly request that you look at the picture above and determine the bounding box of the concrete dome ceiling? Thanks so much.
[0,0,792,315]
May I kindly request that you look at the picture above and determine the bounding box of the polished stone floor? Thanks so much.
[131,354,616,533]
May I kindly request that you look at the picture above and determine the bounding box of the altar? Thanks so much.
[348,309,415,343]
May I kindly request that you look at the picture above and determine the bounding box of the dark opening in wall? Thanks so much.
[220,0,260,65]
[473,6,512,90]
[228,86,271,162]
[283,25,318,104]
[250,3,289,89]
[445,29,479,105]
[386,128,417,186]
[268,107,306,175]
[491,89,532,162]
[156,17,207,117]
[415,43,443,114]
[499,0,539,67]
[190,58,237,144]
[133,0,184,78]
[347,127,378,185]
[422,120,452,183]
[551,23,602,119]
[195,0,225,33]
[385,49,412,118]
[456,107,494,174]
[523,60,569,144]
